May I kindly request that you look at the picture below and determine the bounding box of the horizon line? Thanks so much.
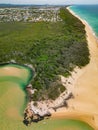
[0,3,98,5]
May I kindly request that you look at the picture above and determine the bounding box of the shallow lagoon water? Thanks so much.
[0,63,94,130]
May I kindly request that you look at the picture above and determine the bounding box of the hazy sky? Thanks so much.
[0,0,98,5]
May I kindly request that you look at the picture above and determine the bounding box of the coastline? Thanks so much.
[51,7,98,129]
[24,7,98,129]
[0,7,97,129]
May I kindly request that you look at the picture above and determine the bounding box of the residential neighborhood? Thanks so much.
[0,6,62,22]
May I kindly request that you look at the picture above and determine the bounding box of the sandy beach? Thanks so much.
[0,7,97,129]
[51,7,98,130]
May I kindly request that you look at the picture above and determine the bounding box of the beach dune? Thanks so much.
[52,7,98,130]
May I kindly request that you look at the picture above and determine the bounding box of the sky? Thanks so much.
[0,0,98,5]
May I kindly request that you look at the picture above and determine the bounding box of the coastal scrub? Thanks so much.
[0,7,90,100]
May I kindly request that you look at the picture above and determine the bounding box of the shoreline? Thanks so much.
[51,6,98,129]
[24,7,98,129]
[22,7,98,129]
[0,7,98,130]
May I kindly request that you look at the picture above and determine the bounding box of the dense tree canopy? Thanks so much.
[0,8,90,100]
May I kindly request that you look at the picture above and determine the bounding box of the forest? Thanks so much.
[0,8,90,100]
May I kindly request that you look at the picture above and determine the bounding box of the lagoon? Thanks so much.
[0,63,94,130]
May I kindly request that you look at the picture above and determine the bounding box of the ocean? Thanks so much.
[70,5,98,37]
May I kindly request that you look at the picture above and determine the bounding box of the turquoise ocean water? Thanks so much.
[70,5,98,37]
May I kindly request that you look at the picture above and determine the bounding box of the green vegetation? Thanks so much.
[0,64,94,130]
[0,8,90,100]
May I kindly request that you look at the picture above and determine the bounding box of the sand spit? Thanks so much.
[24,7,98,129]
[24,66,87,125]
[55,7,98,129]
